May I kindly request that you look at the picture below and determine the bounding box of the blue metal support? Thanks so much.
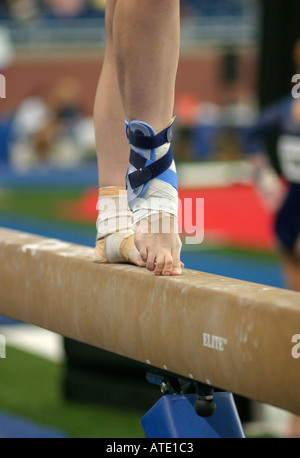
[141,373,245,438]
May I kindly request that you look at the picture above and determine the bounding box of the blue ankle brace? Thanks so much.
[125,120,178,213]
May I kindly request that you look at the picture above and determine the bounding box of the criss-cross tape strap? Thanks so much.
[128,147,174,189]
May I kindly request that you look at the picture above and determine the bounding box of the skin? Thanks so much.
[94,0,182,276]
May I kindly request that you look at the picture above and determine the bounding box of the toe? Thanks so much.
[154,255,165,276]
[161,253,173,276]
[127,245,146,267]
[146,253,156,272]
[171,256,182,276]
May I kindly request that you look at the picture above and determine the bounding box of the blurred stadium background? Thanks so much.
[0,0,298,438]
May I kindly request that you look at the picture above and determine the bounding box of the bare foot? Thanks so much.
[134,213,183,276]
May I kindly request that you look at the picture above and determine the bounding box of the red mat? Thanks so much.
[179,186,275,250]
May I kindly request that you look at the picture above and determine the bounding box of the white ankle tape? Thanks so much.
[131,182,178,225]
[105,230,134,263]
[95,188,134,262]
[96,189,133,239]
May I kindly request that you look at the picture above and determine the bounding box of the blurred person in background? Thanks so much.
[10,86,52,170]
[10,77,89,170]
[44,76,89,167]
[190,101,222,161]
[244,38,300,438]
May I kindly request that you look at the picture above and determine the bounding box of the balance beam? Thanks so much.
[0,228,300,415]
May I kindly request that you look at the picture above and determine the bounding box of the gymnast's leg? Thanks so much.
[94,0,145,267]
[94,0,182,276]
[113,0,182,276]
